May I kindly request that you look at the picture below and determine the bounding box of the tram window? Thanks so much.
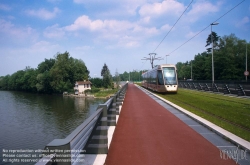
[163,67,177,85]
[158,70,164,85]
[152,70,157,84]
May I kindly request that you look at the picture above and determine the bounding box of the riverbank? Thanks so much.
[63,88,119,99]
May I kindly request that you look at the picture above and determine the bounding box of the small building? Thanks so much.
[74,80,92,95]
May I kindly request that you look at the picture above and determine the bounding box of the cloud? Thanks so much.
[236,16,249,28]
[0,4,11,11]
[65,14,160,34]
[186,1,221,22]
[65,14,159,37]
[73,0,158,17]
[0,19,14,31]
[25,7,61,20]
[117,35,141,48]
[65,15,134,33]
[185,30,199,38]
[64,14,160,48]
[44,24,65,38]
[31,41,61,52]
[160,24,171,31]
[65,15,100,31]
[0,19,37,43]
[139,0,185,18]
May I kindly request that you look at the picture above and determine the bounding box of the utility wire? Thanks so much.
[142,0,245,71]
[167,0,245,56]
[152,0,193,53]
[141,0,193,70]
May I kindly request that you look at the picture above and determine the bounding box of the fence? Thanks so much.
[178,80,250,97]
[35,83,128,165]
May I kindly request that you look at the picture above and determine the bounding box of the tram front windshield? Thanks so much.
[163,67,177,85]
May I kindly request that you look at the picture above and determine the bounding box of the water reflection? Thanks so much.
[0,91,105,165]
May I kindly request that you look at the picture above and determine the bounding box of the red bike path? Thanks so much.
[105,84,236,165]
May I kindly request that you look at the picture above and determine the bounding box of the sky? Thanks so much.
[0,0,249,78]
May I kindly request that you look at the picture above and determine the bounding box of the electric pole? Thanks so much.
[141,53,163,68]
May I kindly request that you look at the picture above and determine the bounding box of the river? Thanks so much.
[0,91,105,165]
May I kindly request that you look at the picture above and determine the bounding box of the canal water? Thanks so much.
[0,91,106,165]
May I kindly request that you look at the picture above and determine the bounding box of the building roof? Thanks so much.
[76,80,92,85]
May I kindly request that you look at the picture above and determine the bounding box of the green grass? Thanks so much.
[155,88,250,142]
[93,88,119,98]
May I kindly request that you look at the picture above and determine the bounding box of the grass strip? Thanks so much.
[93,89,119,98]
[155,88,250,142]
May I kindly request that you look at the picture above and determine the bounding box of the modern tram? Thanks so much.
[141,64,178,93]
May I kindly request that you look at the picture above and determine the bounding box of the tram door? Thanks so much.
[157,70,164,91]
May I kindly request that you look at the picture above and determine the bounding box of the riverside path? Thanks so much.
[104,83,236,165]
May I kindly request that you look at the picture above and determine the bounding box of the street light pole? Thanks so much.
[211,22,219,87]
[166,55,169,64]
[246,43,248,82]
[191,60,192,80]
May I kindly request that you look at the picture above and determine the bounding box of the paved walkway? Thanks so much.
[105,84,236,165]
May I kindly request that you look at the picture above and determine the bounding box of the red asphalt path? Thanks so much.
[105,84,236,165]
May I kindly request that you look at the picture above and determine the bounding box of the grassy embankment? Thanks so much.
[89,88,119,98]
[147,86,250,142]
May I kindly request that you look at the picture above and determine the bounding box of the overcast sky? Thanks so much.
[0,0,249,77]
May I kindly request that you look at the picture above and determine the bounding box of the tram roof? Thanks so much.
[142,64,176,75]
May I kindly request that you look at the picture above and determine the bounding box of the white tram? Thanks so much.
[141,64,178,93]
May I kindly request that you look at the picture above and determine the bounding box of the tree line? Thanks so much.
[1,33,249,93]
[177,33,249,81]
[115,33,249,82]
[0,52,89,93]
[118,71,141,82]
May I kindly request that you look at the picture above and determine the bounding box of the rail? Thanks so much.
[35,83,128,165]
[179,81,250,97]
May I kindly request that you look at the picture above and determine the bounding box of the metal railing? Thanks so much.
[35,83,128,165]
[178,80,250,97]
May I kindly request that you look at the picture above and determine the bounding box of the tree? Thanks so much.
[50,52,71,92]
[205,32,220,53]
[215,34,246,80]
[175,33,250,81]
[101,63,112,88]
[114,69,120,88]
[71,59,89,83]
[22,67,37,92]
[90,78,103,88]
[120,71,129,81]
[0,75,10,89]
[37,58,55,73]
[50,52,90,93]
[192,52,210,80]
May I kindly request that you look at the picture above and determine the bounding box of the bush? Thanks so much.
[84,87,100,95]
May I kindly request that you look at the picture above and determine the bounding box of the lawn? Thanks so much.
[92,88,119,98]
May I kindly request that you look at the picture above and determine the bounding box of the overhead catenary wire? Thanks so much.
[167,0,245,56]
[141,0,245,72]
[152,0,193,53]
[141,0,193,71]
